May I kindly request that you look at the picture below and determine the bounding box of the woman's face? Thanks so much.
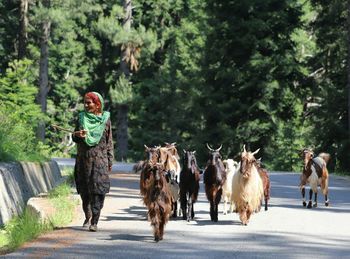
[84,97,100,114]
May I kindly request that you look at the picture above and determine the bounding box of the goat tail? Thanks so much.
[318,153,331,164]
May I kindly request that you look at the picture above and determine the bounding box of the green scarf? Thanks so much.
[79,93,110,146]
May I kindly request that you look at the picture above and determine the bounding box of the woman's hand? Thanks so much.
[74,130,87,138]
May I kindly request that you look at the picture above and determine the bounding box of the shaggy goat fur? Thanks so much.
[222,159,239,214]
[231,147,263,225]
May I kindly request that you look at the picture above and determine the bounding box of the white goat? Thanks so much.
[231,146,264,225]
[222,159,240,214]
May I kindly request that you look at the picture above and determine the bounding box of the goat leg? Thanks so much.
[313,192,318,207]
[301,187,306,207]
[325,194,329,207]
[307,189,313,208]
[187,198,192,222]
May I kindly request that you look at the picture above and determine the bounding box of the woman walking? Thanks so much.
[73,92,114,232]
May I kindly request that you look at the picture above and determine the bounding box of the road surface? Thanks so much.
[3,163,350,259]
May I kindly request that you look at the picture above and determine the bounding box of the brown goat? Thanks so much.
[141,163,172,241]
[140,146,172,241]
[204,144,226,222]
[300,148,329,208]
[255,159,270,211]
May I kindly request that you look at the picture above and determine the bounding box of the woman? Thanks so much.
[73,92,114,232]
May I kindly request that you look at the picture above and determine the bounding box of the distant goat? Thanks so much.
[300,148,330,208]
[159,142,181,218]
[180,150,201,221]
[231,145,263,225]
[222,159,239,214]
[255,158,270,211]
[204,144,226,222]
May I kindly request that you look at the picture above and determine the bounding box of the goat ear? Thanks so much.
[252,148,260,156]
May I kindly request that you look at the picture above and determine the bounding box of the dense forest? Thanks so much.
[0,0,349,172]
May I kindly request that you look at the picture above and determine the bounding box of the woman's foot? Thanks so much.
[83,218,90,228]
[89,224,97,232]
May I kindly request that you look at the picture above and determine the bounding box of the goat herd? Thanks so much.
[134,143,330,242]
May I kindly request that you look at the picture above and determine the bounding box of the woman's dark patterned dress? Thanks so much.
[73,119,114,195]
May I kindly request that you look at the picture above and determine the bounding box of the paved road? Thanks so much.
[3,165,350,259]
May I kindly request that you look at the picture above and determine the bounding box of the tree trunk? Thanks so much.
[37,0,51,141]
[18,0,28,59]
[116,0,132,161]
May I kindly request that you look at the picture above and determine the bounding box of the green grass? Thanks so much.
[60,167,75,184]
[0,181,77,254]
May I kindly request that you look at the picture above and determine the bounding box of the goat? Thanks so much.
[180,150,201,221]
[300,148,330,208]
[255,158,270,211]
[204,144,226,222]
[141,163,172,242]
[140,145,172,242]
[231,145,264,225]
[222,159,239,214]
[159,143,181,218]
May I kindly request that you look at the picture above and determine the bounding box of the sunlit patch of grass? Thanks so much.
[60,167,75,185]
[0,209,52,254]
[0,182,77,254]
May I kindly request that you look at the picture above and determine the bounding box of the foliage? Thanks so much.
[0,0,348,170]
[305,0,349,171]
[0,209,50,253]
[0,60,48,162]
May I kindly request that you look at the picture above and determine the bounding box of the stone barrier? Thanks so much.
[0,160,62,226]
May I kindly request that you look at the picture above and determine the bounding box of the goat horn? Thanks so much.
[193,151,196,154]
[206,143,214,151]
[216,144,222,151]
[164,142,169,145]
[171,142,176,146]
[243,144,247,153]
[144,144,149,149]
[183,149,186,154]
[252,148,260,156]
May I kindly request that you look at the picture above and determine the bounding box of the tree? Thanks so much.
[200,0,303,164]
[306,0,350,171]
[36,0,51,140]
[18,0,29,59]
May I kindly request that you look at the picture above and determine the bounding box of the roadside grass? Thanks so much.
[0,172,77,254]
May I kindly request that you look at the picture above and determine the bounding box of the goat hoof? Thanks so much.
[313,203,317,208]
[303,201,307,207]
[307,203,312,209]
[325,201,329,207]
